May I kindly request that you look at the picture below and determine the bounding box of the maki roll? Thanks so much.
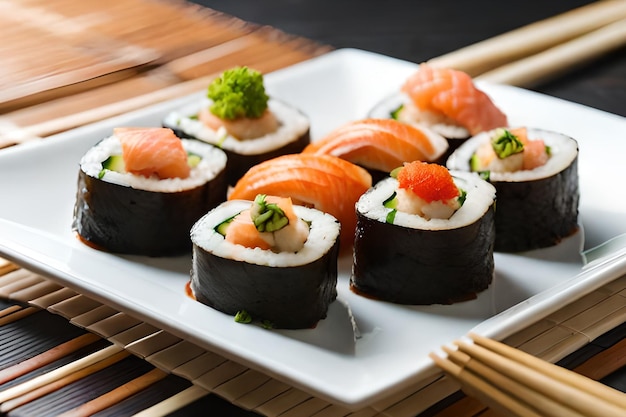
[447,127,579,252]
[352,161,496,305]
[72,127,227,256]
[302,118,448,183]
[190,195,341,329]
[369,63,508,160]
[163,66,310,185]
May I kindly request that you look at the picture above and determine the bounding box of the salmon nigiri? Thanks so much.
[115,127,190,179]
[229,153,372,247]
[400,63,507,136]
[303,118,448,172]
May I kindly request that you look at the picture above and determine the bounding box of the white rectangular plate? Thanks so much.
[1,49,626,407]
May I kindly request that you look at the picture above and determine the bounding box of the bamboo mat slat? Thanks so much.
[0,260,623,416]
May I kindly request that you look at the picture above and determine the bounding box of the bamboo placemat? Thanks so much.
[0,0,332,147]
[0,256,624,416]
[0,0,159,111]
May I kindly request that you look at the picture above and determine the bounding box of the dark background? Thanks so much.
[193,0,626,117]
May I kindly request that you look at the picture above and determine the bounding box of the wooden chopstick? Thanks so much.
[468,333,626,410]
[129,385,209,417]
[0,344,127,404]
[0,348,131,414]
[430,334,626,417]
[55,368,168,417]
[431,348,545,417]
[427,0,626,76]
[0,333,101,385]
[0,306,38,326]
[476,17,626,87]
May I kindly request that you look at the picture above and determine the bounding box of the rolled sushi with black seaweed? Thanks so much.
[447,127,579,252]
[190,194,340,329]
[72,127,227,256]
[352,161,496,305]
[163,67,310,185]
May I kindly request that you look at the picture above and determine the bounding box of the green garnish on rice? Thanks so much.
[207,67,269,120]
[491,128,524,159]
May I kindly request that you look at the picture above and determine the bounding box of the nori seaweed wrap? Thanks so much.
[352,172,496,305]
[72,135,227,256]
[447,127,579,252]
[190,199,341,329]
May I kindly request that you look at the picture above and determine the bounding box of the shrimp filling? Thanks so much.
[221,195,310,253]
[470,127,550,173]
[395,188,461,220]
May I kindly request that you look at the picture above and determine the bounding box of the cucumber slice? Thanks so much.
[383,192,397,209]
[214,214,237,236]
[187,152,202,168]
[98,152,202,179]
[102,155,126,173]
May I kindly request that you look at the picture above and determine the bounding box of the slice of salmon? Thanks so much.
[401,64,507,135]
[303,118,448,172]
[115,127,190,179]
[229,153,372,246]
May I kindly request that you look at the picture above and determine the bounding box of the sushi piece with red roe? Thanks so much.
[351,160,496,305]
[72,127,227,256]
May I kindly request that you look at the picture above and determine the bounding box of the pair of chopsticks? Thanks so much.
[430,333,626,417]
[428,0,626,86]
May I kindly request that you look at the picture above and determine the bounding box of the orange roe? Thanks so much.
[397,161,459,202]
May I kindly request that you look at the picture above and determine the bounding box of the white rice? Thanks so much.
[163,98,310,155]
[356,173,496,231]
[80,135,227,193]
[446,127,578,182]
[191,200,340,267]
[369,92,470,139]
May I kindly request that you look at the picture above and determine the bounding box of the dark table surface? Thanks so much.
[197,0,626,118]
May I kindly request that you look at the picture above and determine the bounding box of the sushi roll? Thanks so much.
[72,127,227,256]
[369,63,508,159]
[302,118,448,183]
[163,66,310,185]
[447,127,579,252]
[352,161,496,305]
[190,194,341,329]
